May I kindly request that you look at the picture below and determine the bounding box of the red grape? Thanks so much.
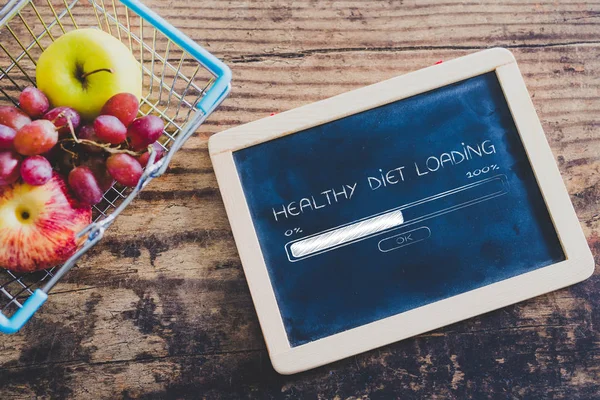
[14,120,58,156]
[0,151,21,186]
[138,142,165,167]
[101,93,139,127]
[68,166,103,205]
[20,155,52,186]
[106,153,142,187]
[19,87,50,118]
[0,106,31,130]
[43,107,81,135]
[127,115,164,150]
[0,124,16,150]
[51,148,76,176]
[84,156,114,192]
[78,124,104,153]
[94,115,127,145]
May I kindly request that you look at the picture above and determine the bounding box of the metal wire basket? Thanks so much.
[0,0,231,334]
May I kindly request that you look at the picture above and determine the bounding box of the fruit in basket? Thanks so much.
[19,87,50,118]
[0,81,167,269]
[85,155,114,192]
[0,151,21,186]
[68,166,103,206]
[36,28,142,120]
[43,106,81,135]
[128,115,165,150]
[0,125,16,150]
[0,106,31,130]
[0,173,91,273]
[20,156,53,186]
[94,115,127,144]
[138,142,165,167]
[13,120,58,156]
[43,144,73,176]
[106,153,143,187]
[77,124,103,153]
[101,92,139,126]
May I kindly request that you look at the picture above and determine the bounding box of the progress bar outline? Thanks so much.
[284,174,509,262]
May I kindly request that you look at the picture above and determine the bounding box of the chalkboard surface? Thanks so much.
[233,72,565,347]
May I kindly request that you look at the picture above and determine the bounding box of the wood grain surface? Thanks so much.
[1,0,599,399]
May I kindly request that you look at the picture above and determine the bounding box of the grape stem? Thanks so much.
[59,142,78,162]
[49,111,67,127]
[66,118,143,156]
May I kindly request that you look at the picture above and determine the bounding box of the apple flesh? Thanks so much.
[36,28,142,120]
[0,173,91,272]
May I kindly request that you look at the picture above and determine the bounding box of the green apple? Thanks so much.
[36,28,142,120]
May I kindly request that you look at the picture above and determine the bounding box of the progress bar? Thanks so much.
[290,210,405,259]
[285,174,508,262]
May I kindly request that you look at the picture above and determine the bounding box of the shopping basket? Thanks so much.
[0,0,231,334]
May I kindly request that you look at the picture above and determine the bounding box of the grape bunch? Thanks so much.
[0,88,165,205]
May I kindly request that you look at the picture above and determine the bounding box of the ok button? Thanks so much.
[396,232,413,245]
[378,226,431,253]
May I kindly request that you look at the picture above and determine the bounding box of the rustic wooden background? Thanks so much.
[1,0,600,398]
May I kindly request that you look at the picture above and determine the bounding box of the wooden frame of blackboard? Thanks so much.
[209,48,594,375]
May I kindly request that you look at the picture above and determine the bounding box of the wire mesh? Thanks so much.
[0,0,217,316]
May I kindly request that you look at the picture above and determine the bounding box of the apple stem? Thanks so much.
[80,68,113,79]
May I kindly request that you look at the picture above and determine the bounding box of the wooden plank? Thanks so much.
[138,0,600,58]
[2,320,600,398]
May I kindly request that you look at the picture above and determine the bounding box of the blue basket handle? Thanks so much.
[119,0,232,115]
[0,289,48,334]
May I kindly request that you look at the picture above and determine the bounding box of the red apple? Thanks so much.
[0,173,92,272]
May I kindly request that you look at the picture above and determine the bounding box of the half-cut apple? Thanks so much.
[0,173,91,272]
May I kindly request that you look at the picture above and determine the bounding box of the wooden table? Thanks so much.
[2,1,599,398]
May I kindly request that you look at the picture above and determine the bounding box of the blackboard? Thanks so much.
[211,48,593,374]
[233,72,565,347]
